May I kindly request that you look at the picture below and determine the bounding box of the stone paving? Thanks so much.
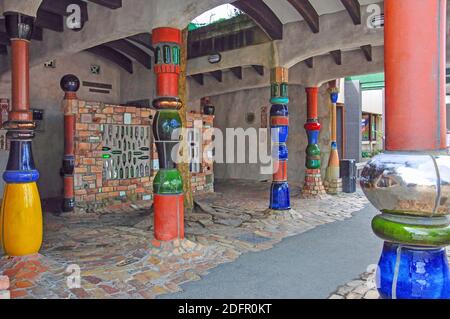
[328,246,450,299]
[0,179,370,299]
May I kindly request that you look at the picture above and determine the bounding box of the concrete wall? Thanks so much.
[344,80,362,162]
[209,84,331,184]
[120,64,156,105]
[0,52,123,199]
[447,105,450,131]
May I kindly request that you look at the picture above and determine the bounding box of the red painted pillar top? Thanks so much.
[385,0,447,151]
[5,13,34,123]
[10,40,31,122]
[152,27,182,45]
[152,27,182,99]
[305,87,319,120]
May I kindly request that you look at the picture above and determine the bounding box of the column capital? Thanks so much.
[305,87,319,94]
[4,12,34,41]
[271,67,288,83]
[152,27,182,45]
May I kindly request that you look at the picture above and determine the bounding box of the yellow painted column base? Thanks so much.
[0,183,43,256]
[326,149,341,181]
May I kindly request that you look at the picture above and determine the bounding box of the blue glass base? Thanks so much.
[378,242,450,299]
[270,182,290,210]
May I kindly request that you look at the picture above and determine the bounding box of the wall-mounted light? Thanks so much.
[208,53,222,64]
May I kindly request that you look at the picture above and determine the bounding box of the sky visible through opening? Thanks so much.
[192,4,241,26]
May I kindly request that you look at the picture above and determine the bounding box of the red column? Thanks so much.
[385,0,447,151]
[10,40,31,122]
[302,87,326,198]
[360,0,450,299]
[152,28,185,241]
[306,87,319,120]
[60,75,80,213]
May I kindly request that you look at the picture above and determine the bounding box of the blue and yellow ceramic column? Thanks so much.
[0,12,42,256]
[269,67,290,210]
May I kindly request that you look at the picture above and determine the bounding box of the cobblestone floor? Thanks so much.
[328,247,450,299]
[0,180,370,299]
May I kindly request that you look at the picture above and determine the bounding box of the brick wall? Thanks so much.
[73,101,214,210]
[187,112,215,194]
[74,101,153,209]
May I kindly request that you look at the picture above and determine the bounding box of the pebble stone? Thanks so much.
[0,180,384,299]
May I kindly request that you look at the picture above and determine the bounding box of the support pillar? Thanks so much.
[0,12,42,256]
[361,0,450,299]
[60,75,80,213]
[302,87,326,198]
[269,67,290,210]
[151,27,184,241]
[324,81,342,195]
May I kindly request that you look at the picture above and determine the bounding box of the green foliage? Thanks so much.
[362,151,371,158]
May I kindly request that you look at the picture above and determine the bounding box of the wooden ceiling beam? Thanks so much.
[330,50,342,65]
[340,0,361,25]
[210,70,223,82]
[305,57,314,69]
[252,65,265,76]
[233,0,283,40]
[230,66,243,80]
[36,9,64,32]
[127,33,154,51]
[360,45,373,62]
[39,0,88,19]
[86,45,133,73]
[287,0,320,33]
[191,74,204,86]
[87,0,122,9]
[104,39,152,69]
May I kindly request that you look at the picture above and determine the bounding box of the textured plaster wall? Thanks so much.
[210,84,331,184]
[120,64,156,105]
[447,105,450,131]
[0,52,122,199]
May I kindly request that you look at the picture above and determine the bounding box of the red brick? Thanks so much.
[84,158,97,165]
[90,166,102,173]
[78,143,91,152]
[76,123,89,131]
[103,107,114,114]
[15,280,32,289]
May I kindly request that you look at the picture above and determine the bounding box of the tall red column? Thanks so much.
[10,40,31,122]
[152,28,184,241]
[60,75,80,213]
[361,0,450,299]
[302,87,326,198]
[385,0,446,151]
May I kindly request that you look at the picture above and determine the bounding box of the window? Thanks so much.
[362,114,371,142]
[188,121,203,173]
[362,113,379,142]
[371,115,378,142]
